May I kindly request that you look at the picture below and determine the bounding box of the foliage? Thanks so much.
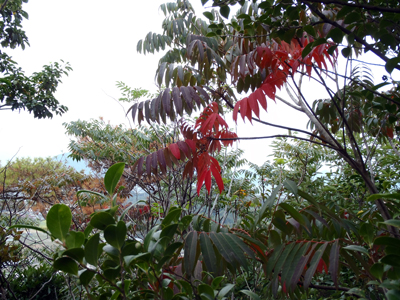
[0,0,71,118]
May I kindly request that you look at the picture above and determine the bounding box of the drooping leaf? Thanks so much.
[200,233,217,275]
[46,204,72,242]
[184,231,198,275]
[329,240,340,288]
[303,242,328,289]
[104,162,125,195]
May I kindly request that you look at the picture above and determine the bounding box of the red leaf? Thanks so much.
[205,169,212,193]
[316,258,328,274]
[240,98,248,122]
[255,87,267,111]
[185,139,196,153]
[157,149,167,174]
[211,164,224,193]
[197,170,208,195]
[183,161,194,179]
[245,98,253,123]
[177,141,191,159]
[233,101,240,123]
[261,83,276,101]
[163,148,173,168]
[248,92,260,118]
[169,143,181,160]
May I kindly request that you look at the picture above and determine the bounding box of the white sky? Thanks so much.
[0,0,394,167]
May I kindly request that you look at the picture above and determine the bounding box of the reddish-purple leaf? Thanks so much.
[180,86,193,110]
[151,152,158,174]
[189,86,201,107]
[239,55,247,78]
[162,88,171,115]
[177,141,191,159]
[194,86,209,102]
[137,156,144,176]
[163,148,173,168]
[197,170,208,195]
[205,169,212,194]
[183,160,194,179]
[304,243,328,289]
[146,155,152,178]
[185,139,196,153]
[172,87,183,116]
[329,240,340,288]
[240,98,248,122]
[290,243,317,291]
[129,103,138,123]
[169,143,181,160]
[157,149,167,174]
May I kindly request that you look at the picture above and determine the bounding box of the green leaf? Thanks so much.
[283,179,298,195]
[374,236,400,248]
[258,184,282,222]
[327,28,344,44]
[380,220,400,228]
[162,208,182,228]
[104,221,126,249]
[85,233,100,266]
[46,204,72,242]
[302,43,313,58]
[203,12,214,21]
[329,240,340,288]
[54,257,78,275]
[304,243,328,289]
[65,231,85,249]
[63,248,85,263]
[240,290,261,300]
[218,284,234,299]
[79,270,95,286]
[90,212,115,230]
[184,231,198,275]
[343,245,369,256]
[381,254,400,267]
[9,224,50,237]
[220,6,230,19]
[279,203,306,226]
[385,56,400,74]
[104,162,125,195]
[367,193,400,202]
[160,223,179,239]
[341,47,352,58]
[370,263,384,280]
[266,244,285,275]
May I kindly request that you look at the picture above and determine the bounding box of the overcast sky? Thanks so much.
[0,1,394,167]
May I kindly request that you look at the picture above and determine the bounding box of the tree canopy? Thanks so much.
[0,0,71,119]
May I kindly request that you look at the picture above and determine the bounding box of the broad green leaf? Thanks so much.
[370,263,384,280]
[220,6,230,19]
[46,204,72,242]
[65,231,85,249]
[374,236,400,248]
[54,257,78,275]
[85,233,100,266]
[104,221,126,249]
[79,270,95,286]
[381,254,400,267]
[304,243,328,289]
[302,43,313,58]
[327,27,344,44]
[203,12,214,21]
[240,290,261,300]
[160,224,179,239]
[343,245,369,256]
[103,244,119,257]
[218,284,234,299]
[63,248,85,263]
[90,212,115,230]
[380,220,400,228]
[367,193,400,202]
[162,207,182,227]
[200,233,217,275]
[104,162,125,195]
[184,231,198,275]
[144,226,159,251]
